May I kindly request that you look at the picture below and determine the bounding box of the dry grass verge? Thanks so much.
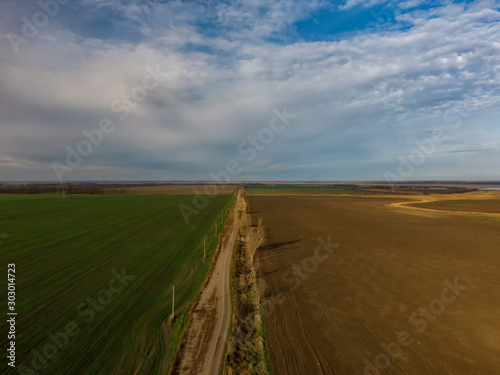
[222,192,271,375]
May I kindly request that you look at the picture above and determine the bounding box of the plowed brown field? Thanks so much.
[249,195,500,375]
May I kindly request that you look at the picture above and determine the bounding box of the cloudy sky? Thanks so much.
[1,0,499,182]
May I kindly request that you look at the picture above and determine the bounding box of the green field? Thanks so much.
[473,216,500,223]
[0,194,234,374]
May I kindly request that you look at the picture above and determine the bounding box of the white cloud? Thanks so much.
[1,0,499,180]
[339,0,390,11]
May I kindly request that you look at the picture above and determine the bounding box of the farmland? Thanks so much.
[0,193,234,374]
[118,184,239,195]
[249,194,500,374]
[411,199,500,214]
[244,184,474,196]
[0,183,239,195]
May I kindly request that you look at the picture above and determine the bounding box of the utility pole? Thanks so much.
[172,284,175,318]
[60,177,66,200]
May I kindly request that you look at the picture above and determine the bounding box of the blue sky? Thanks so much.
[0,0,499,181]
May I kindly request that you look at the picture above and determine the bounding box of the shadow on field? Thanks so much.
[261,239,302,251]
[257,269,279,279]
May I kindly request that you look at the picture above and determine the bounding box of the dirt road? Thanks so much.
[175,190,240,375]
[392,198,500,217]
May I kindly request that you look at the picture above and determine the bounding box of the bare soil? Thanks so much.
[249,195,500,375]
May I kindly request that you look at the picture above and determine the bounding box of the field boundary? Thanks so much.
[168,192,238,375]
[390,199,500,217]
[221,190,272,375]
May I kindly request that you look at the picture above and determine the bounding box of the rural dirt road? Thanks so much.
[391,197,500,217]
[175,190,240,375]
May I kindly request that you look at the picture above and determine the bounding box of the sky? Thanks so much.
[0,0,499,182]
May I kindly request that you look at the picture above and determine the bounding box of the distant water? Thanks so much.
[480,188,500,190]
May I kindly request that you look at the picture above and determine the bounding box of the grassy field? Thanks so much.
[249,195,500,374]
[118,184,239,195]
[0,193,234,374]
[473,216,500,223]
[412,199,500,213]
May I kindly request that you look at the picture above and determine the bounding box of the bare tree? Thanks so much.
[247,217,265,262]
